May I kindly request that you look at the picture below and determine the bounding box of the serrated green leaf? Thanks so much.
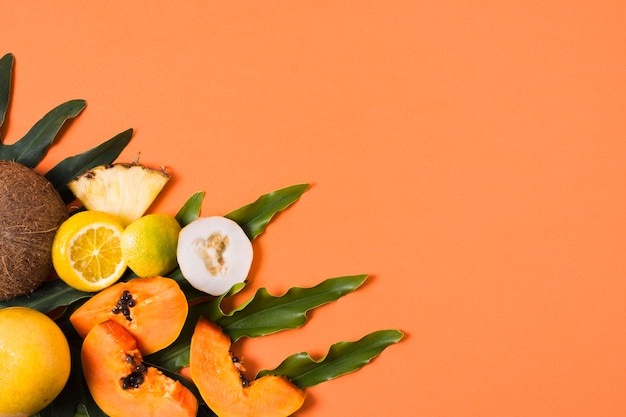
[225,183,310,240]
[0,53,13,133]
[45,128,133,203]
[175,191,205,226]
[258,329,404,388]
[147,276,366,373]
[0,99,86,166]
[218,274,368,342]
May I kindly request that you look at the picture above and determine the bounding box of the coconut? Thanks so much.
[0,161,68,300]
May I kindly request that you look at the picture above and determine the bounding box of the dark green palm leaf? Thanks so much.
[175,191,205,226]
[217,274,368,342]
[0,52,13,132]
[258,329,404,388]
[147,276,367,372]
[0,99,86,167]
[0,277,92,313]
[226,183,310,240]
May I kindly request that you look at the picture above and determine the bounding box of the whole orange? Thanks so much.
[0,307,71,416]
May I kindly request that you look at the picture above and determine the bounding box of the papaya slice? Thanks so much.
[190,317,306,417]
[82,320,198,417]
[70,276,187,354]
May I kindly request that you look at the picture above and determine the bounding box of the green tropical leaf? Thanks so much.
[0,53,13,132]
[45,128,133,203]
[225,183,310,240]
[0,99,86,166]
[147,276,366,372]
[218,274,368,342]
[175,191,205,226]
[0,278,91,314]
[258,329,404,388]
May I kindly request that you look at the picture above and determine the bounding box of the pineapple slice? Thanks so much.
[69,162,169,226]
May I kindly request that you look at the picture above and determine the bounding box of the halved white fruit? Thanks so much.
[177,216,253,296]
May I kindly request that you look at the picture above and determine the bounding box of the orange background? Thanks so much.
[4,1,626,416]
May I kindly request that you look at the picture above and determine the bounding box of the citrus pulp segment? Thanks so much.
[52,211,127,292]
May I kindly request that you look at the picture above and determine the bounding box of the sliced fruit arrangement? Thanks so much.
[81,320,198,417]
[69,160,169,226]
[0,53,404,417]
[52,169,180,292]
[190,317,306,417]
[70,277,188,355]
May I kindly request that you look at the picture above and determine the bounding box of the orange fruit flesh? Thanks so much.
[81,320,198,417]
[190,317,306,417]
[70,277,188,355]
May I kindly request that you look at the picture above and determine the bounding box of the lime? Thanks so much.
[0,307,71,416]
[120,213,181,277]
[52,210,127,292]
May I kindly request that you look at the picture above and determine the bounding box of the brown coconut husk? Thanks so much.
[0,161,68,300]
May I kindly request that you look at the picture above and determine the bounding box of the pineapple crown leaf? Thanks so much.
[0,52,134,202]
[46,128,134,204]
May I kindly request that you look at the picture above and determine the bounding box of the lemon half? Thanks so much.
[52,210,127,292]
